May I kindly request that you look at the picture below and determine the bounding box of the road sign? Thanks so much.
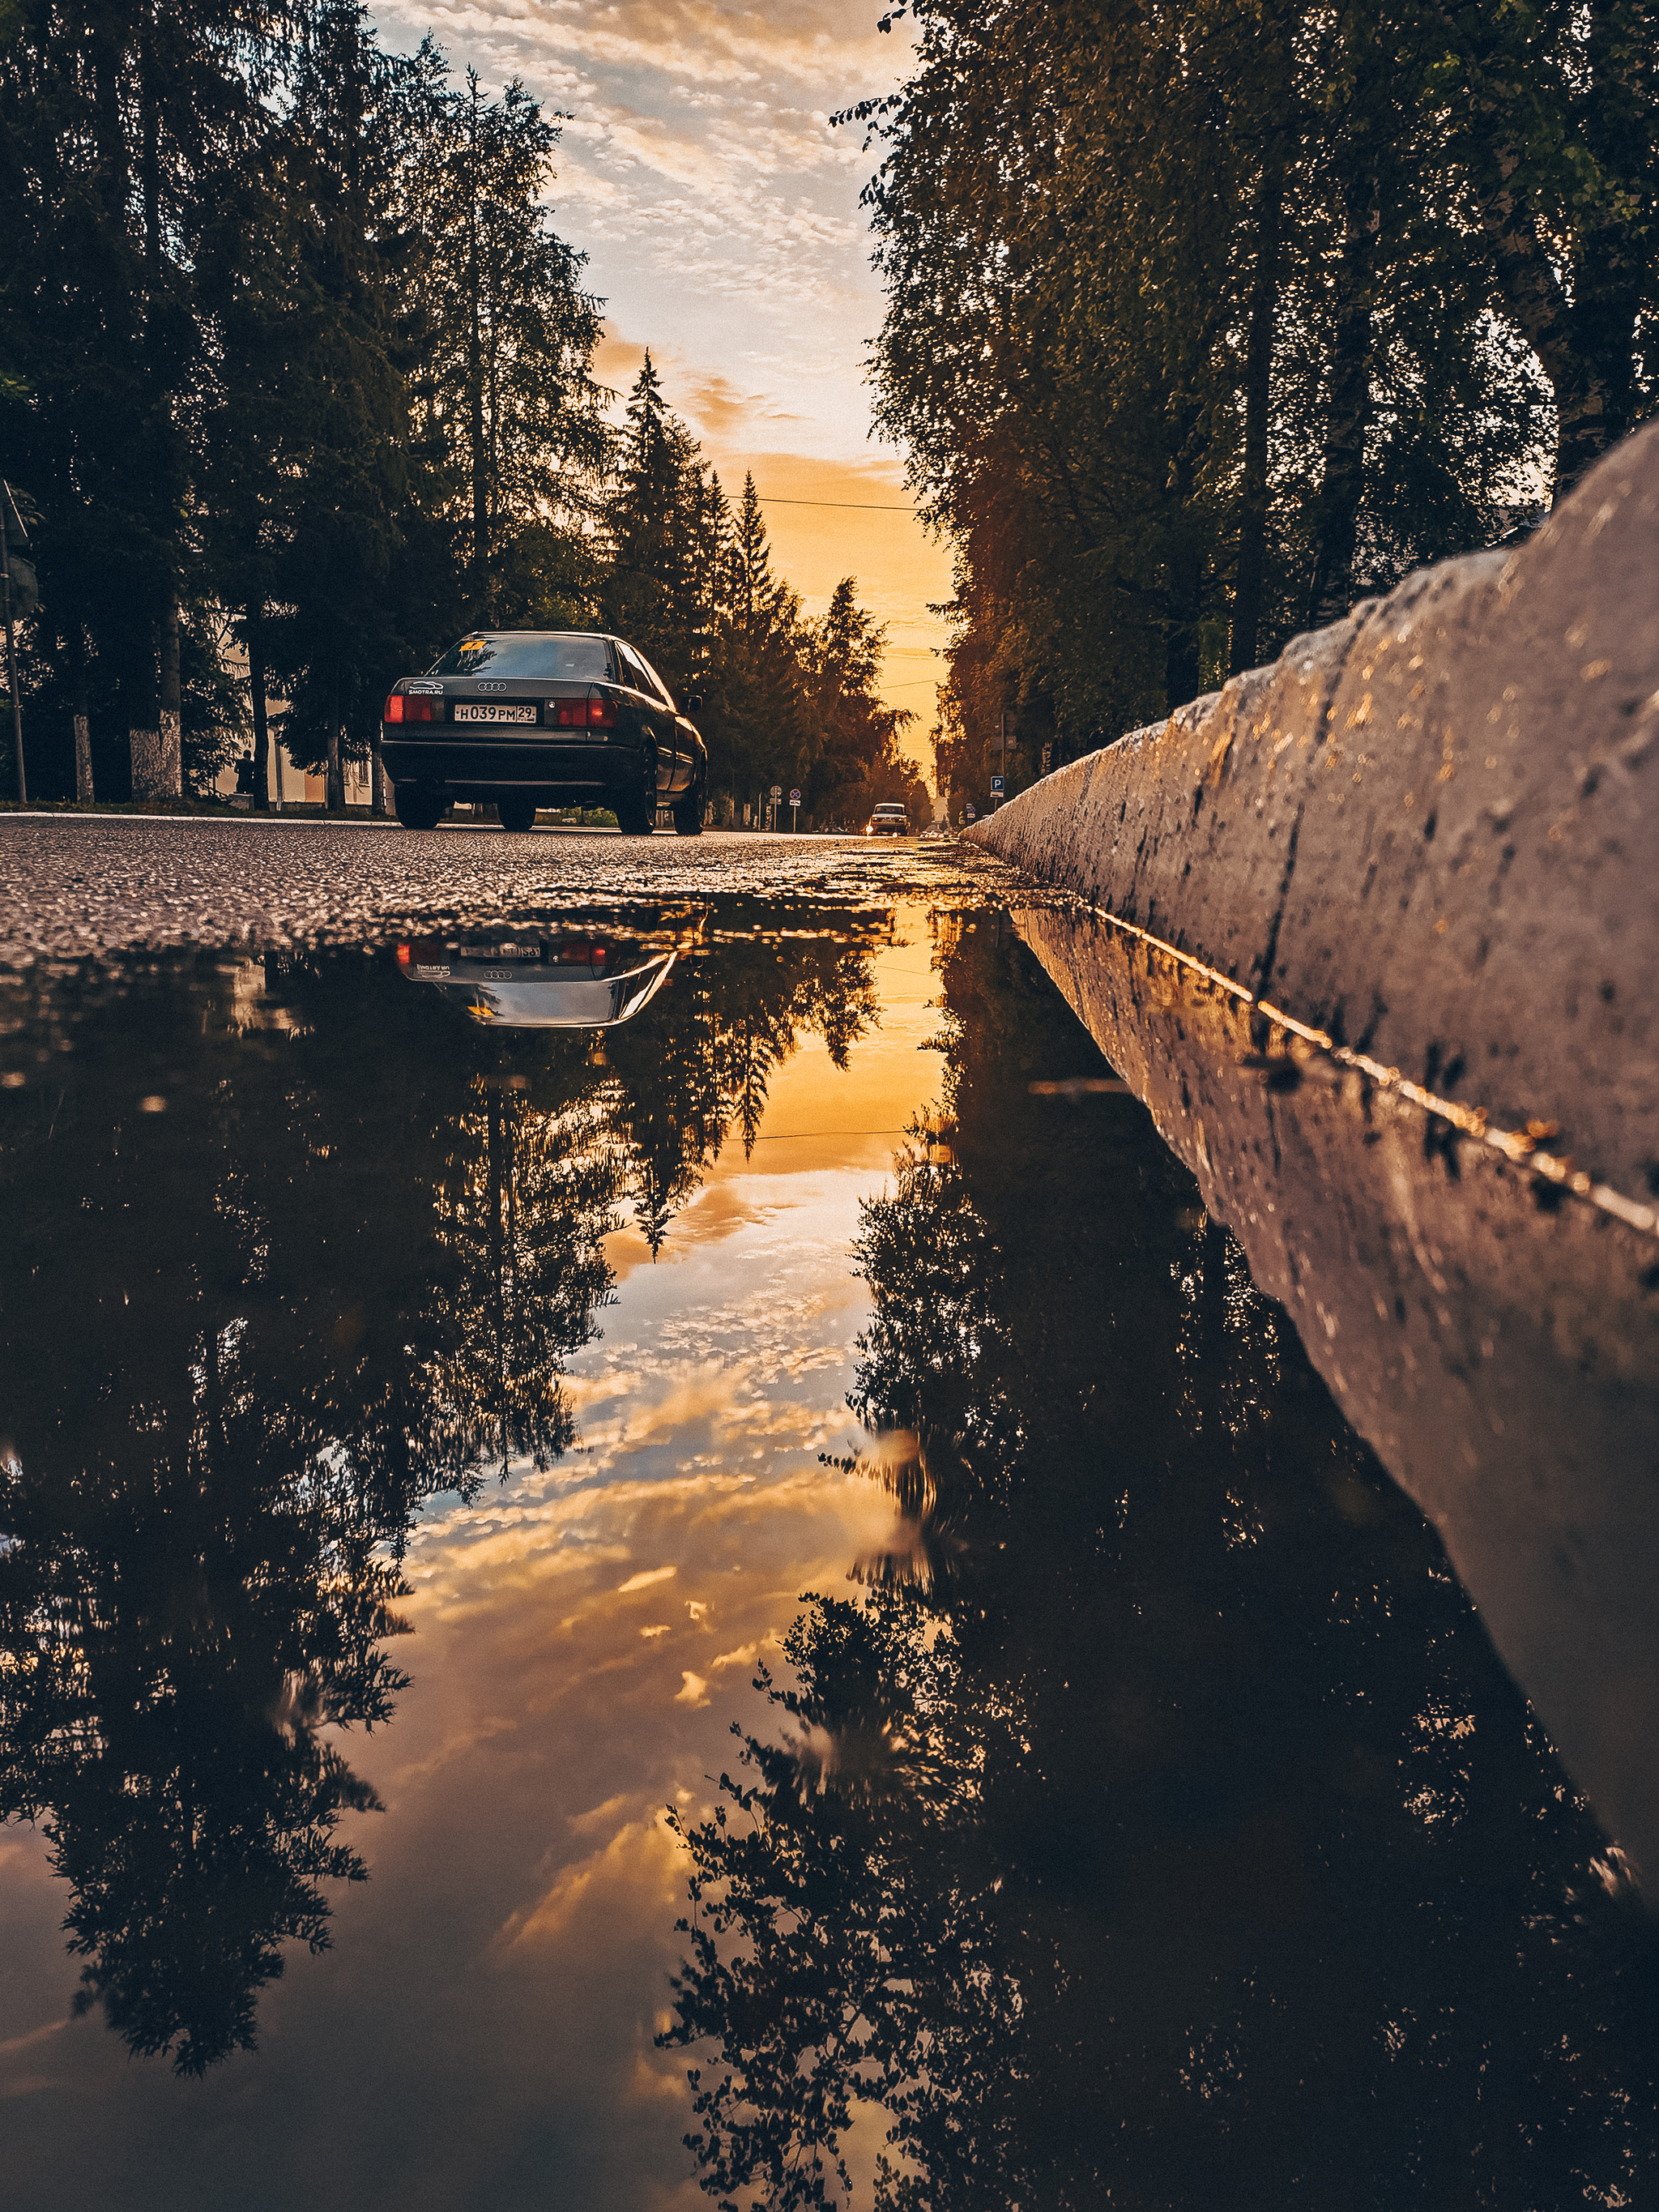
[990,775,1004,792]
[789,788,800,806]
[964,804,976,820]
[770,785,783,799]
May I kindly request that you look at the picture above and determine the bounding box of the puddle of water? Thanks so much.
[0,896,1654,2208]
[1016,899,1659,1886]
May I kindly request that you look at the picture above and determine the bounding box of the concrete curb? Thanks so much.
[969,424,1659,1202]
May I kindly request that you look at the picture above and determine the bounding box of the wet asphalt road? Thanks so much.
[0,814,1002,970]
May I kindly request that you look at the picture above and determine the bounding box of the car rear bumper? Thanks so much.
[377,735,635,799]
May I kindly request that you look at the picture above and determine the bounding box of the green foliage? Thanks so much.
[405,62,608,624]
[0,0,609,798]
[849,0,1654,799]
[603,361,930,821]
[0,2,920,812]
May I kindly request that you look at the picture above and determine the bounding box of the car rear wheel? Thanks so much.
[614,745,656,836]
[672,765,706,837]
[497,795,537,834]
[394,784,446,831]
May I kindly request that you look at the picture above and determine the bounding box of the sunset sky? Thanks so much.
[374,0,955,737]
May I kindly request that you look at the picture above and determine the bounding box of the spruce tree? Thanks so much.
[407,68,607,626]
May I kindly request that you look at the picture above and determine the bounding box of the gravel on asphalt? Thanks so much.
[0,816,1004,970]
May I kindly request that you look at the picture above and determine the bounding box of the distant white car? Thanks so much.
[864,804,909,838]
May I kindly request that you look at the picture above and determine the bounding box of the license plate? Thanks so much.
[454,702,537,724]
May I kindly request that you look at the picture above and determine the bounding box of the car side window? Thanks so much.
[633,650,675,708]
[616,641,651,694]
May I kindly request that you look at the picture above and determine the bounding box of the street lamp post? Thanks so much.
[0,482,27,804]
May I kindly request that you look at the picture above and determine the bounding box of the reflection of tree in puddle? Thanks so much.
[665,916,1659,2207]
[605,920,881,1249]
[0,910,884,2071]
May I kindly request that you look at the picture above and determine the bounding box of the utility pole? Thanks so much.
[0,482,27,803]
[995,707,1015,810]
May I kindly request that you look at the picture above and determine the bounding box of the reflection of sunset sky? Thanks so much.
[371,0,953,721]
[0,914,947,2207]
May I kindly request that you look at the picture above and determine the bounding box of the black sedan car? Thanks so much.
[377,630,707,835]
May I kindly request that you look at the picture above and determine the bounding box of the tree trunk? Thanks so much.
[140,23,161,303]
[325,660,345,813]
[129,621,160,801]
[1456,0,1641,502]
[246,604,270,811]
[370,748,389,817]
[1307,177,1380,630]
[1230,159,1285,676]
[1575,0,1643,455]
[71,624,94,803]
[92,28,126,229]
[467,83,488,617]
[159,593,181,797]
[1470,153,1615,501]
[1163,554,1203,711]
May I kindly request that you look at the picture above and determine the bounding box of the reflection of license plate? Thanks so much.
[454,702,536,724]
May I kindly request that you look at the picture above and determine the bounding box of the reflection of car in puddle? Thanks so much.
[395,932,675,1027]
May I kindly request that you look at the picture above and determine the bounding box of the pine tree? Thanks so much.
[702,475,815,814]
[407,65,607,626]
[252,1,437,808]
[805,577,923,821]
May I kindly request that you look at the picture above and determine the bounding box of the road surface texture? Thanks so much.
[0,816,1001,971]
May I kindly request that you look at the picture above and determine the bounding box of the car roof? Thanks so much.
[460,629,609,641]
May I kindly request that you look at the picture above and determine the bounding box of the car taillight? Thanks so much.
[384,694,439,723]
[549,689,616,730]
[384,694,403,723]
[396,942,410,964]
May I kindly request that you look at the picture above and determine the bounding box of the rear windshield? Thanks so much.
[427,634,613,681]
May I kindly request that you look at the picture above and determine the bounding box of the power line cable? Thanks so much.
[754,495,915,512]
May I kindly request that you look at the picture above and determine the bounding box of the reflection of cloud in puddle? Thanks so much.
[503,1814,685,1953]
[323,1100,928,2187]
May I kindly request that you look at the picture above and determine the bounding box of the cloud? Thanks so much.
[379,0,907,96]
[677,367,807,439]
[617,1564,678,1592]
[673,1671,710,1706]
